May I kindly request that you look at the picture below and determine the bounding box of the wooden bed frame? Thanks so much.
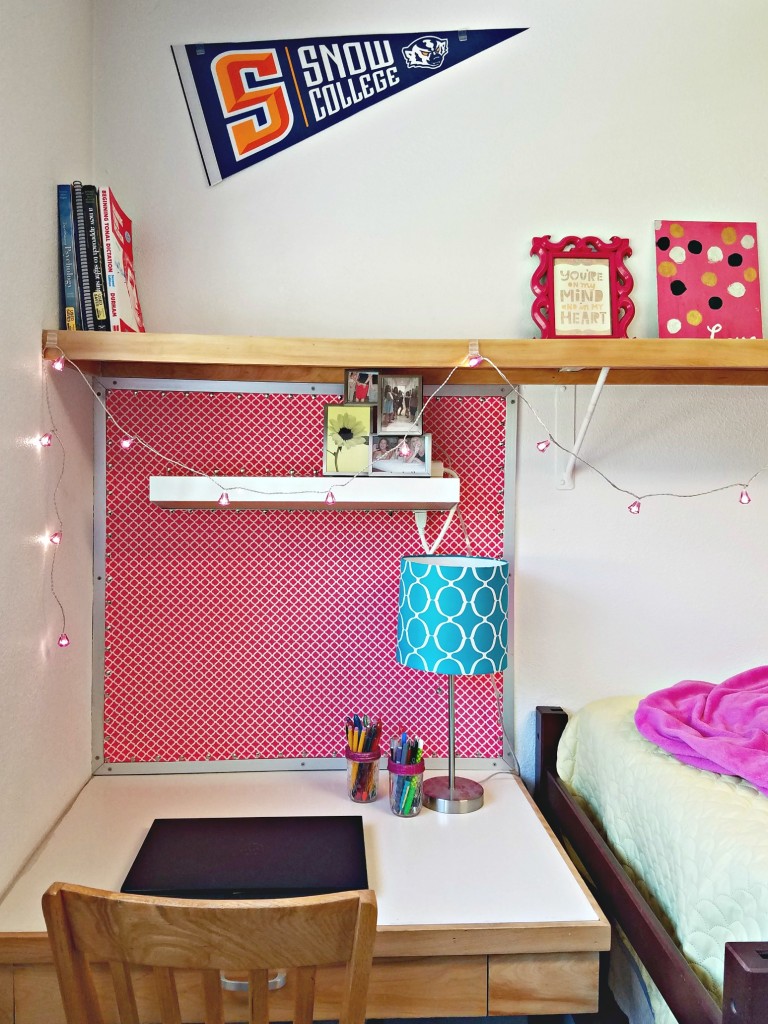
[534,705,768,1024]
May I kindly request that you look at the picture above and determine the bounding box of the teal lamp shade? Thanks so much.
[397,555,509,675]
[396,555,509,814]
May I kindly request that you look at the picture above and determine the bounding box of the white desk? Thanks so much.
[0,769,609,1021]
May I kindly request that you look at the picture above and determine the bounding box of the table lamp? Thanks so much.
[396,554,509,814]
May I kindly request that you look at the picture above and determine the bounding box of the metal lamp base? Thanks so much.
[423,775,484,814]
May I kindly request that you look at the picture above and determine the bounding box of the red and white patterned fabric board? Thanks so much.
[103,389,508,763]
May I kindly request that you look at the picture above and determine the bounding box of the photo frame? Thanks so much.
[344,369,379,405]
[530,235,635,338]
[369,434,431,476]
[323,404,372,476]
[377,374,423,434]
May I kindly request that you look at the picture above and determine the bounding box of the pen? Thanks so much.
[401,776,416,814]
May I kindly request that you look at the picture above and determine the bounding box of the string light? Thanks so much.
[41,359,68,648]
[44,344,466,511]
[38,338,767,653]
[398,439,412,457]
[43,341,767,525]
[480,355,766,514]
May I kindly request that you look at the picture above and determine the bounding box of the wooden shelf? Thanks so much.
[149,475,460,510]
[43,330,768,385]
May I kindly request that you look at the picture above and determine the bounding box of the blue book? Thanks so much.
[57,185,81,330]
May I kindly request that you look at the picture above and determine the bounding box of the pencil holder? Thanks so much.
[388,758,425,817]
[345,746,380,803]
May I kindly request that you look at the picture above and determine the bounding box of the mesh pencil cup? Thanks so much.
[345,746,380,803]
[388,758,425,817]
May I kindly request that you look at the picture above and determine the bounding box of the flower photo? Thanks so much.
[323,404,372,476]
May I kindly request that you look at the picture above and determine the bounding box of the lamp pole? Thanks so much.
[447,674,456,796]
[423,672,484,814]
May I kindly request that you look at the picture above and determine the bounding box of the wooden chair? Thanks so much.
[42,882,377,1024]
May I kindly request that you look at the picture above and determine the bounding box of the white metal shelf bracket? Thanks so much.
[556,366,611,489]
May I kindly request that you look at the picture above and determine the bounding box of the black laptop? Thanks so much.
[121,815,368,900]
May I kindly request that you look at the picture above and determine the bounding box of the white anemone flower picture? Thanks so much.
[323,404,372,475]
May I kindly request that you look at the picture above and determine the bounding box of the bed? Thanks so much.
[534,696,768,1024]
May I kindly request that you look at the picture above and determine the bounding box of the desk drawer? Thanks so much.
[14,956,487,1022]
[488,951,599,1015]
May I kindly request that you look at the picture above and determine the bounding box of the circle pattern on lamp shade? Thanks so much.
[397,556,509,676]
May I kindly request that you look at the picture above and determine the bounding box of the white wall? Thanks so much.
[0,0,95,891]
[94,0,768,782]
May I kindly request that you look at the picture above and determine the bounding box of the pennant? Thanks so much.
[172,28,527,185]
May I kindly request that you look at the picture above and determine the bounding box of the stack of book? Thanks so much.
[57,182,145,332]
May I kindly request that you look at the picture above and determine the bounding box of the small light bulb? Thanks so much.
[52,356,65,372]
[628,500,641,515]
[38,433,53,448]
[49,531,62,545]
[468,353,484,368]
[119,437,134,450]
[739,489,752,505]
[57,632,70,648]
[324,490,337,506]
[398,440,411,457]
[217,492,231,507]
[536,439,550,453]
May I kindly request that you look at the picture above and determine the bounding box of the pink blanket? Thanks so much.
[635,665,768,796]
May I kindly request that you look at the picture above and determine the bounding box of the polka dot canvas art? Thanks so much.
[655,220,762,339]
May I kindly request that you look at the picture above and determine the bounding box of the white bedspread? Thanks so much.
[557,695,768,1024]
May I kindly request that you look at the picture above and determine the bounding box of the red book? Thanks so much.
[99,187,145,332]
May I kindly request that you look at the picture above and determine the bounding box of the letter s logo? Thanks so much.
[212,49,294,160]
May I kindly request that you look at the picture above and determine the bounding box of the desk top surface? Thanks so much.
[0,769,606,952]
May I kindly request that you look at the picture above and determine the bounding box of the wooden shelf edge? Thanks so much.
[44,330,768,374]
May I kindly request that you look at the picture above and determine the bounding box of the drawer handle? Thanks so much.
[220,971,287,991]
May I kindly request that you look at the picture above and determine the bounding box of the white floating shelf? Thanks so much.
[149,476,460,510]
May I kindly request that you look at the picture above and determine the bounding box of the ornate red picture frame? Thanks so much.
[530,235,635,339]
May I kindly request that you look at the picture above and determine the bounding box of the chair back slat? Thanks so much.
[43,882,377,1024]
[42,887,105,1024]
[247,968,270,1024]
[153,966,182,1024]
[339,895,378,1024]
[200,969,226,1024]
[109,960,140,1024]
[293,964,317,1024]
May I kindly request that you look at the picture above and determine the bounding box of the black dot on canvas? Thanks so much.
[688,240,703,254]
[670,280,687,295]
[728,253,743,266]
[657,236,671,251]
[708,296,723,310]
